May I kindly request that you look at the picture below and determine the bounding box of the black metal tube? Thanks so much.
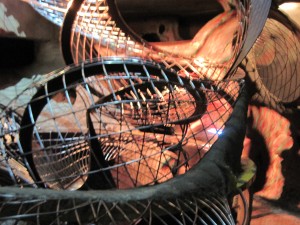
[115,0,222,17]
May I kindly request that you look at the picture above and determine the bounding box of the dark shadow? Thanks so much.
[0,36,35,68]
[278,128,300,213]
[246,118,270,193]
[142,33,161,42]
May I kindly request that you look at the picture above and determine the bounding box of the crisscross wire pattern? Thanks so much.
[21,0,70,26]
[0,57,244,191]
[0,57,248,224]
[21,0,272,82]
[61,0,270,80]
[0,188,235,225]
[244,9,300,112]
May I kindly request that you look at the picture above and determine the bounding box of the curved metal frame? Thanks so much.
[18,57,244,189]
[61,0,271,80]
[0,72,249,223]
[244,8,300,112]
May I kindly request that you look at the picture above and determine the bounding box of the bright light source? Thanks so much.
[67,0,73,10]
[279,3,299,11]
[194,57,206,68]
[207,128,223,135]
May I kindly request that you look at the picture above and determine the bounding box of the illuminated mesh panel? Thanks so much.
[61,0,271,80]
[0,57,244,190]
[21,0,70,26]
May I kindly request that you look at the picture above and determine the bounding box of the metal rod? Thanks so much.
[115,0,223,17]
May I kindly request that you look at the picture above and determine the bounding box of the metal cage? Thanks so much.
[61,0,271,80]
[0,57,251,224]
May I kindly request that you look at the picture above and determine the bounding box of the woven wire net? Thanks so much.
[61,0,271,80]
[0,57,247,224]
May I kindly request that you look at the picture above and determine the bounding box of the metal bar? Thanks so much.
[115,0,222,17]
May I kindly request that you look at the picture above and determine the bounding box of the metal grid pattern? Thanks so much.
[22,0,272,80]
[61,0,268,80]
[21,0,70,26]
[0,188,235,225]
[0,57,249,224]
[0,57,244,191]
[2,1,263,224]
[243,9,300,112]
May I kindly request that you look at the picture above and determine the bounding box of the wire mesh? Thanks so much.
[22,0,300,113]
[61,0,271,80]
[2,0,262,223]
[0,188,236,225]
[0,57,244,190]
[21,0,70,26]
[243,9,300,112]
[0,57,249,224]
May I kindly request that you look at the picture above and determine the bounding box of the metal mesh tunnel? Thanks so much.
[60,0,271,80]
[0,57,250,224]
[1,57,244,189]
[21,0,300,113]
[2,0,300,224]
[1,0,270,224]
